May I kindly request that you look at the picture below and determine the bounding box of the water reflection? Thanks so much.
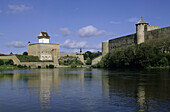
[0,69,169,112]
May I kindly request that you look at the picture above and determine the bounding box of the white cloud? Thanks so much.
[0,33,4,36]
[59,28,72,37]
[6,41,26,48]
[7,5,32,14]
[128,17,138,22]
[0,10,2,13]
[110,21,121,24]
[62,39,88,49]
[77,25,106,37]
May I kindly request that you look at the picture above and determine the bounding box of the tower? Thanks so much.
[38,32,50,43]
[136,17,148,44]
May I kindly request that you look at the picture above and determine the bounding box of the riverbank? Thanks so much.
[94,38,170,69]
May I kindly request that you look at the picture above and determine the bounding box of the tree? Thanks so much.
[5,59,14,65]
[86,57,91,65]
[0,59,4,65]
[23,52,28,55]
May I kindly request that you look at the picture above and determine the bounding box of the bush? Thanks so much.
[5,59,14,65]
[158,57,169,67]
[59,56,83,65]
[23,52,28,55]
[49,64,54,68]
[0,59,4,65]
[86,57,91,65]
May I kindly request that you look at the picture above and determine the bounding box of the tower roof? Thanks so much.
[137,17,148,24]
[38,32,50,39]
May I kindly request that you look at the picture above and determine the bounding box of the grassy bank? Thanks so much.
[93,39,170,69]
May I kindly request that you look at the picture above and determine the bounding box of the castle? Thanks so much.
[28,32,84,66]
[102,17,170,56]
[92,17,170,65]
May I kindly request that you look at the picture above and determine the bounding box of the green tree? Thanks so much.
[5,59,14,65]
[23,52,28,55]
[0,59,4,65]
[86,57,91,65]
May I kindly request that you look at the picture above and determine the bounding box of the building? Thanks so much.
[28,32,84,66]
[102,17,170,56]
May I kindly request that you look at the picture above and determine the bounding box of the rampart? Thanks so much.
[145,26,170,42]
[60,52,84,63]
[109,34,136,52]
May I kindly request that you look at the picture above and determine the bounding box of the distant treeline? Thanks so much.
[93,39,170,69]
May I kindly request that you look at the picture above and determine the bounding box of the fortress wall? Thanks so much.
[147,25,160,31]
[0,55,21,64]
[145,26,170,42]
[102,42,109,56]
[60,52,84,63]
[109,34,136,52]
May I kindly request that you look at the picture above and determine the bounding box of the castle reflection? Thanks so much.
[0,69,169,111]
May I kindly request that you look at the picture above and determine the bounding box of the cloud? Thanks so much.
[62,39,88,49]
[77,25,106,37]
[59,28,72,37]
[110,21,121,24]
[7,4,32,14]
[0,10,2,13]
[0,33,4,36]
[128,17,138,22]
[6,41,26,48]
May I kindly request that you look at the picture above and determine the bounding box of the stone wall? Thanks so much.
[145,26,170,42]
[60,52,84,63]
[147,25,160,31]
[92,55,102,65]
[28,43,60,60]
[102,42,109,56]
[109,33,136,52]
[0,56,21,64]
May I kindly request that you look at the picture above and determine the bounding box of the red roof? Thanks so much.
[38,32,50,39]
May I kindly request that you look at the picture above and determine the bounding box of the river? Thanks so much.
[0,68,169,112]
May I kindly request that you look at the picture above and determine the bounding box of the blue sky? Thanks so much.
[0,0,170,54]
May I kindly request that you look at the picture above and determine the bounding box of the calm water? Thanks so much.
[0,68,169,112]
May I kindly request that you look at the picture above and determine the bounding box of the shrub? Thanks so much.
[0,59,4,65]
[5,59,14,65]
[49,64,54,68]
[158,57,169,67]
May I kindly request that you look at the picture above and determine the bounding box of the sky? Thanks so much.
[0,0,170,54]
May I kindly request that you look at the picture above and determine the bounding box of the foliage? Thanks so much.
[83,51,102,60]
[96,39,170,69]
[0,59,4,65]
[17,64,27,68]
[86,57,91,65]
[49,64,54,68]
[83,51,102,65]
[23,52,28,55]
[5,59,14,65]
[59,56,83,65]
[16,55,41,62]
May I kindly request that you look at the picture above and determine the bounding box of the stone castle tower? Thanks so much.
[136,17,149,44]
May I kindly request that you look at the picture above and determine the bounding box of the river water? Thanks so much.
[0,68,169,112]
